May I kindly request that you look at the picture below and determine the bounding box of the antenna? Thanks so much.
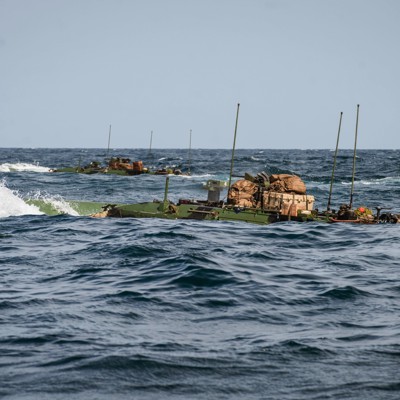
[188,129,192,175]
[107,124,112,157]
[349,104,360,209]
[228,103,240,190]
[327,112,343,211]
[148,130,153,155]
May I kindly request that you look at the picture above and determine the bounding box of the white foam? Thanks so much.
[368,176,400,185]
[27,192,80,216]
[177,173,214,179]
[342,176,400,186]
[0,162,51,173]
[0,180,43,218]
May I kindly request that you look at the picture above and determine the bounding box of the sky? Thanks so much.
[1,0,399,149]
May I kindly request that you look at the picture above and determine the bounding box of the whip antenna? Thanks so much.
[349,104,360,209]
[188,129,192,175]
[228,103,240,191]
[327,112,343,211]
[148,130,153,155]
[107,124,112,157]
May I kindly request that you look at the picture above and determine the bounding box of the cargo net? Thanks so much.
[227,172,314,215]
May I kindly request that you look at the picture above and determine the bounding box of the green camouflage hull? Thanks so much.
[26,198,322,224]
[26,199,115,216]
[51,167,148,175]
[95,201,322,224]
[27,197,400,225]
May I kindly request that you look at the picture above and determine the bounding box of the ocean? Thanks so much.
[1,148,400,399]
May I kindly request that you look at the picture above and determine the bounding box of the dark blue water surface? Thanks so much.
[1,148,400,399]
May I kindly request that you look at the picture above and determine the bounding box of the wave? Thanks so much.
[176,173,215,180]
[27,192,80,216]
[0,162,50,173]
[359,176,400,185]
[0,179,43,217]
[0,180,86,217]
[319,285,372,300]
[332,176,400,186]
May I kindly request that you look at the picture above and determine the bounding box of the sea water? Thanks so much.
[1,148,400,399]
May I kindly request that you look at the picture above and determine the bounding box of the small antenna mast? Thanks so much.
[187,129,192,175]
[228,103,240,190]
[107,124,112,157]
[349,104,360,209]
[149,130,153,155]
[327,112,343,211]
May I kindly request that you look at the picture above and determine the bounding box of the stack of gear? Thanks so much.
[227,179,258,208]
[132,161,144,173]
[228,172,315,216]
[268,174,306,194]
[109,158,134,170]
[337,205,374,222]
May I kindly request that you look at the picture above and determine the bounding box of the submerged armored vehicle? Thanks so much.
[50,157,186,176]
[88,173,398,224]
[90,174,318,224]
[27,173,399,224]
[28,173,318,223]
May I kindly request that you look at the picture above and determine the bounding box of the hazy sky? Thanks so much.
[1,0,399,149]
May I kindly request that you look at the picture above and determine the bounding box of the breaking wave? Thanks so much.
[0,162,51,173]
[0,179,43,217]
[0,180,78,218]
[27,191,80,216]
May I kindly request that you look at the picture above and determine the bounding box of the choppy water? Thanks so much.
[1,148,400,399]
